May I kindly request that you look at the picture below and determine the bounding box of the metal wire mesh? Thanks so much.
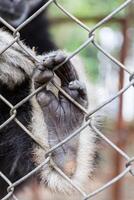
[0,0,134,199]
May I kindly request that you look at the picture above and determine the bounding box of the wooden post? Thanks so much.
[111,18,129,200]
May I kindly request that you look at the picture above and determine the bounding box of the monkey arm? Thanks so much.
[0,30,36,88]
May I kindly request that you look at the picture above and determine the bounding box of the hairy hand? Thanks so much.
[33,51,88,175]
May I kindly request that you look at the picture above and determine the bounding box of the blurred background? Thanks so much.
[18,0,134,200]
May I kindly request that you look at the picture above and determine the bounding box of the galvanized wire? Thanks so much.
[0,0,134,199]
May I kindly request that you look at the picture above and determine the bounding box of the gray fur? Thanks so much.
[0,29,97,199]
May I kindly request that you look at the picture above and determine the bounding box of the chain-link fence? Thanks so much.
[0,0,134,200]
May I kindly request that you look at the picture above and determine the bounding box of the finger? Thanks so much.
[36,90,59,111]
[33,68,54,89]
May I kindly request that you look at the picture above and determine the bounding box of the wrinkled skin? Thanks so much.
[33,51,88,174]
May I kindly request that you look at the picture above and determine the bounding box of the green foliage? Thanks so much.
[81,47,99,82]
[49,0,126,82]
[50,23,100,82]
[49,0,126,18]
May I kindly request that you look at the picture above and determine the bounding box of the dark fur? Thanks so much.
[0,1,57,197]
[0,0,57,53]
[0,1,97,198]
[19,2,57,53]
[0,79,34,197]
[0,38,89,199]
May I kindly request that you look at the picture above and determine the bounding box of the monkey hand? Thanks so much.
[33,51,88,175]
